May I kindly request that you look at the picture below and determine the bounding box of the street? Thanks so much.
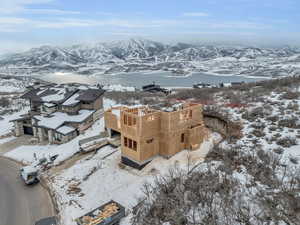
[0,157,54,225]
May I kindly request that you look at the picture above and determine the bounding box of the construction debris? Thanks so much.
[76,200,125,225]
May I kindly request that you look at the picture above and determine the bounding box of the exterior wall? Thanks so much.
[13,118,33,137]
[53,130,77,144]
[61,104,80,115]
[159,104,204,157]
[187,125,207,150]
[93,108,104,122]
[48,129,54,144]
[80,97,103,110]
[93,97,103,110]
[33,126,38,137]
[14,121,24,136]
[31,101,41,113]
[78,115,94,134]
[139,135,160,162]
[105,103,206,167]
[41,105,57,115]
[121,134,141,163]
[37,127,48,142]
[104,108,122,133]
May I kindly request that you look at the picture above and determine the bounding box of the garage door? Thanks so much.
[23,126,33,135]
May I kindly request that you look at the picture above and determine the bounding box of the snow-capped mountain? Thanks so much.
[0,38,299,77]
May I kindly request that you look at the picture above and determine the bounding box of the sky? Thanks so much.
[0,0,300,53]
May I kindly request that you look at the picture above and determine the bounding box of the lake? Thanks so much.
[35,71,267,88]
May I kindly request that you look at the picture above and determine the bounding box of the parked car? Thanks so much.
[35,216,57,225]
[20,165,39,185]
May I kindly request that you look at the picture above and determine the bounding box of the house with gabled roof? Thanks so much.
[11,83,105,144]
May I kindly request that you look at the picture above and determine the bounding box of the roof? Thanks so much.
[21,166,38,175]
[21,86,76,104]
[33,110,95,130]
[9,114,32,122]
[56,126,76,135]
[22,84,104,105]
[43,103,56,108]
[62,93,80,106]
[76,89,105,102]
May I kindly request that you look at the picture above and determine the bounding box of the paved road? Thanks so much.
[0,157,54,225]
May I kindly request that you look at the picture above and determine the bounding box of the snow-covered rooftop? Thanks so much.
[43,102,56,108]
[62,93,80,106]
[41,88,68,102]
[56,126,76,135]
[34,110,95,130]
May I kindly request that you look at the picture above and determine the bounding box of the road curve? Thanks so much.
[0,157,54,225]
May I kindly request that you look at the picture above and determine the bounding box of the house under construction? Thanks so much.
[104,102,207,169]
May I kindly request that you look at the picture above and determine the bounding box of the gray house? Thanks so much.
[11,83,105,144]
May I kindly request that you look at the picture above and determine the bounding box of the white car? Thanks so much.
[20,166,39,185]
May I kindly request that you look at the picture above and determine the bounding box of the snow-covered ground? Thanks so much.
[1,98,114,162]
[51,133,220,225]
[0,107,29,136]
[4,118,104,164]
[0,91,222,225]
[1,77,299,225]
[0,78,28,93]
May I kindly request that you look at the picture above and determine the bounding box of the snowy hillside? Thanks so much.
[0,39,299,77]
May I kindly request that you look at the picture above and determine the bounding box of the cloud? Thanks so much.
[0,16,274,33]
[183,12,209,17]
[0,0,53,14]
[24,9,81,15]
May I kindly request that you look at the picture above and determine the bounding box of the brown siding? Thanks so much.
[61,104,81,114]
[105,103,206,166]
[104,108,122,132]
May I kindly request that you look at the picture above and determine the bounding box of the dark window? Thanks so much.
[189,110,193,118]
[124,136,137,151]
[133,141,137,151]
[124,115,127,125]
[128,116,132,126]
[181,133,185,143]
[124,137,128,147]
[146,138,154,144]
[129,139,133,149]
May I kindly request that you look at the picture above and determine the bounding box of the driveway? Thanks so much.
[0,135,37,156]
[0,157,54,225]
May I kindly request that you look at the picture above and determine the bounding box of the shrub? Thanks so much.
[276,137,297,148]
[0,97,9,108]
[278,117,300,129]
[273,147,284,154]
[266,115,279,123]
[289,157,299,165]
[251,129,266,138]
[281,91,300,100]
[287,102,299,111]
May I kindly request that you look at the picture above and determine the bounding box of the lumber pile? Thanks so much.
[81,202,119,225]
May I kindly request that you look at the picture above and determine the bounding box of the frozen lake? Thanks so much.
[36,71,267,88]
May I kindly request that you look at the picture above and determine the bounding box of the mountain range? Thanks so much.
[0,38,300,77]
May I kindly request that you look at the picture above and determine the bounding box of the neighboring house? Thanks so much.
[11,83,105,144]
[104,102,207,169]
[142,82,170,94]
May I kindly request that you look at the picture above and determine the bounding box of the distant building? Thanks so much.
[10,83,105,144]
[142,82,170,94]
[104,103,207,169]
[193,83,216,89]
